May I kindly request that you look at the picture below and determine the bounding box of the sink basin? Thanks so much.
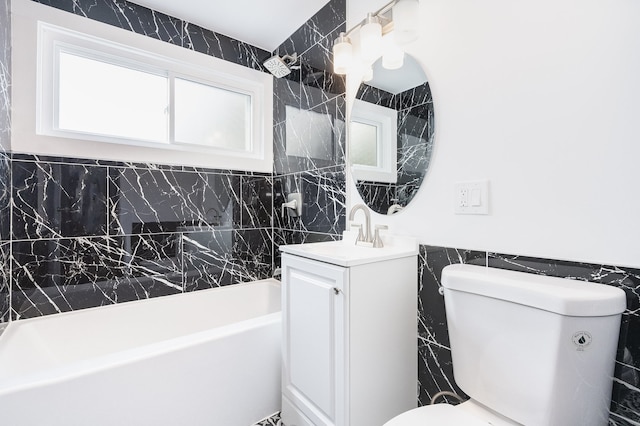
[280,231,418,267]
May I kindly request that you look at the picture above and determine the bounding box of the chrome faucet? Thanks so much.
[348,204,372,243]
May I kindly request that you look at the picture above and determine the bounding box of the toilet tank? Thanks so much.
[442,264,626,426]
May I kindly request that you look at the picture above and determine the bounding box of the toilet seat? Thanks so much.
[384,404,492,426]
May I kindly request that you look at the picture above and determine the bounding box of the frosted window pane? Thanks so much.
[351,121,378,167]
[285,106,334,160]
[174,78,251,150]
[58,52,168,143]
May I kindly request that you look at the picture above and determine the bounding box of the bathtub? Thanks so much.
[0,279,281,426]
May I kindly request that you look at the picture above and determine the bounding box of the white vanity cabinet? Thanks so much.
[280,242,417,426]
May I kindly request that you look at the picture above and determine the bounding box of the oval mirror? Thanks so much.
[349,54,434,215]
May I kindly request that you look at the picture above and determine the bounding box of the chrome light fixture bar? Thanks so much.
[332,0,420,76]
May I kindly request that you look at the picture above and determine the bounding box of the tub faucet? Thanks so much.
[349,204,372,243]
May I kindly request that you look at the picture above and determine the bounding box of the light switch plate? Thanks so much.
[454,180,489,214]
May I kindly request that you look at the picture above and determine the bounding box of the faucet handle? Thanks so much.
[372,224,388,248]
[350,222,365,244]
[281,199,297,219]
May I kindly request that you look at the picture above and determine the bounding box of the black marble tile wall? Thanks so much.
[417,246,485,405]
[109,166,242,235]
[9,156,273,319]
[275,0,345,62]
[273,167,345,233]
[11,236,182,318]
[253,412,281,426]
[0,242,9,323]
[0,154,10,241]
[31,0,271,71]
[272,0,347,267]
[273,71,346,176]
[418,245,640,425]
[12,160,109,239]
[242,176,273,229]
[356,84,396,109]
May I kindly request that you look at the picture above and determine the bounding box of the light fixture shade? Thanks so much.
[382,33,404,70]
[333,32,353,75]
[392,0,420,45]
[360,13,383,62]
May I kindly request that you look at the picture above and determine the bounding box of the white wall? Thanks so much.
[347,0,640,268]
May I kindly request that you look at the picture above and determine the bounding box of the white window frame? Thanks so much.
[12,0,273,172]
[44,40,172,146]
[350,98,397,183]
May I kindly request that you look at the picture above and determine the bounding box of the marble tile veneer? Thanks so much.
[8,155,273,319]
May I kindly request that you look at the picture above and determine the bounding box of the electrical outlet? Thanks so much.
[458,188,469,207]
[454,180,489,214]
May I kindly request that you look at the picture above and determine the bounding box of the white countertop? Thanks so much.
[280,231,418,267]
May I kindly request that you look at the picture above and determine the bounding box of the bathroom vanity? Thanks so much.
[280,235,418,426]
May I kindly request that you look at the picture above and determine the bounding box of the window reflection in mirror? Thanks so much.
[350,122,377,167]
[350,98,397,183]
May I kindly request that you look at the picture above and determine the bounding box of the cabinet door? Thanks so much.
[281,254,348,426]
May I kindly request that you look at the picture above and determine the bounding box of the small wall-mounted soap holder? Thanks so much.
[281,193,302,218]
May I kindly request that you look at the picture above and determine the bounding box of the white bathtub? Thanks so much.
[0,279,281,426]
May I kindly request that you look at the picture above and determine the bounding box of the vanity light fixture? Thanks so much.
[392,0,420,45]
[382,32,404,70]
[360,13,383,62]
[333,32,353,75]
[332,0,420,75]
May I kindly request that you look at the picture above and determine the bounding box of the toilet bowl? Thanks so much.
[384,401,519,426]
[385,264,626,426]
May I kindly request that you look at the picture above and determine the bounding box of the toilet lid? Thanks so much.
[384,404,492,426]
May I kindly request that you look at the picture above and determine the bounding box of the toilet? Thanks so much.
[385,264,627,426]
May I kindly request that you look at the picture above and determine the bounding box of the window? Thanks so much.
[57,51,169,144]
[350,99,397,183]
[54,48,255,153]
[12,0,272,172]
[174,78,251,151]
[40,23,262,155]
[350,121,378,167]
